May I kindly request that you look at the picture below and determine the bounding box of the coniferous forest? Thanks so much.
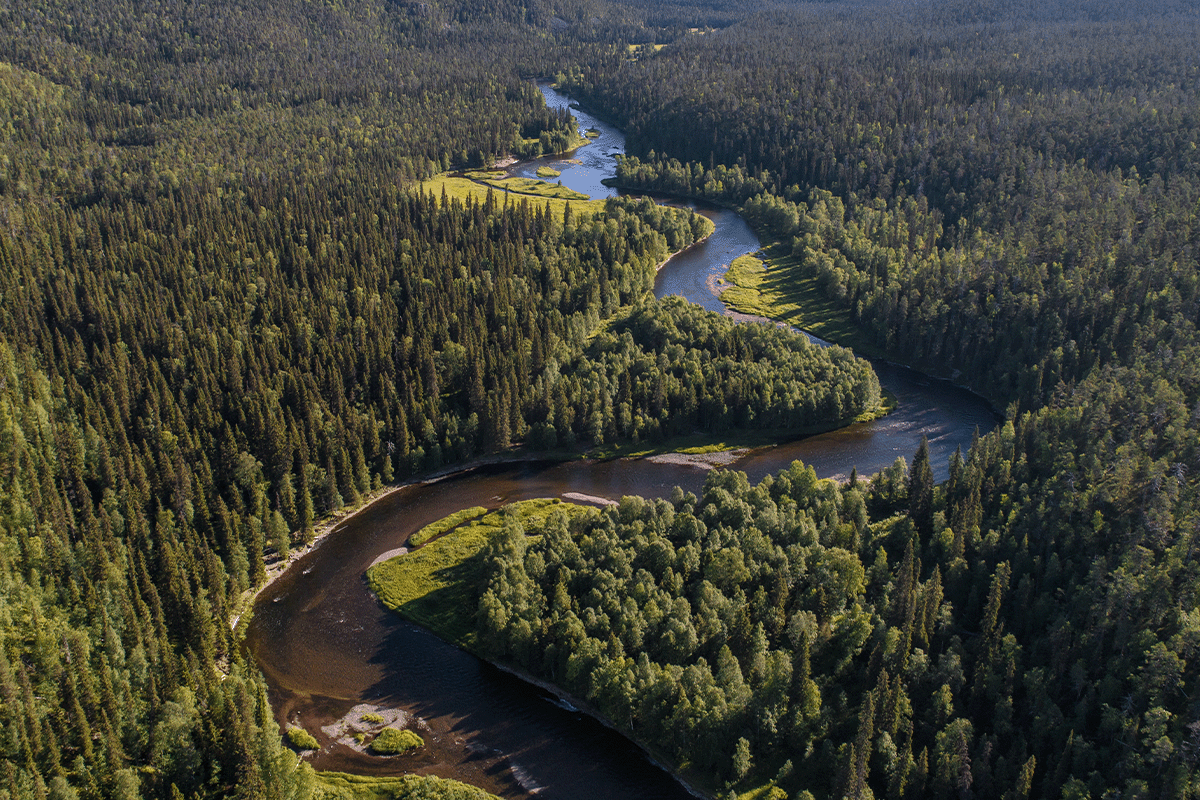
[2,0,1200,798]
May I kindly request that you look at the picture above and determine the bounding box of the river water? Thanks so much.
[246,86,998,799]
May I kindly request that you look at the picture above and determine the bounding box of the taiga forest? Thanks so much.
[1,0,1198,798]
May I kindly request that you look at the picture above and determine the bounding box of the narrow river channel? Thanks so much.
[245,86,999,800]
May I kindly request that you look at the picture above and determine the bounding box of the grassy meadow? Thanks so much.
[367,498,594,648]
[419,173,606,220]
[310,770,501,800]
[719,243,886,358]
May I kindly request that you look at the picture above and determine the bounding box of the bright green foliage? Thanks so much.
[286,727,320,751]
[474,466,882,793]
[4,0,1200,798]
[0,0,787,796]
[553,18,1200,794]
[369,500,595,647]
[368,728,424,755]
[312,769,500,800]
[567,297,880,445]
[409,507,489,548]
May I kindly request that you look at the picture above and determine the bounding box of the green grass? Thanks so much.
[736,785,792,800]
[536,166,561,177]
[408,506,487,547]
[369,728,424,755]
[584,128,601,139]
[368,499,594,648]
[419,174,605,221]
[719,241,886,358]
[311,770,502,800]
[477,175,589,201]
[586,431,775,460]
[360,712,384,725]
[286,727,320,751]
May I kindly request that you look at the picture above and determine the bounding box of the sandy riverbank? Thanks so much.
[644,448,750,470]
[562,491,618,506]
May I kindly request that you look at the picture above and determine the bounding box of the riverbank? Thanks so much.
[366,498,592,647]
[245,83,1001,800]
[718,246,886,359]
[228,450,574,634]
[585,389,897,463]
[656,228,714,272]
[365,502,716,800]
[486,659,713,800]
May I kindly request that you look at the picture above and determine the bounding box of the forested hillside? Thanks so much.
[0,0,891,798]
[7,0,1200,797]
[465,1,1200,797]
[565,0,1200,410]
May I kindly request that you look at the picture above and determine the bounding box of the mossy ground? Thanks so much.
[719,242,886,359]
[477,175,589,201]
[367,499,594,649]
[310,769,501,800]
[536,166,561,177]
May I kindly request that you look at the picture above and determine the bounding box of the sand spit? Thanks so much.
[644,449,749,470]
[562,491,618,506]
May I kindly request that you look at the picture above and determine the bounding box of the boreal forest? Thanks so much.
[1,0,1199,798]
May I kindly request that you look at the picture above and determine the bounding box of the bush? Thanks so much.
[361,712,384,725]
[286,727,319,751]
[369,727,424,755]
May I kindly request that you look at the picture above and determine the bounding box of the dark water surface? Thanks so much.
[246,86,998,800]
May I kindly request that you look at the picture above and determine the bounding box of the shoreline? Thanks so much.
[228,450,568,632]
[363,556,715,800]
[655,230,713,272]
[485,658,713,800]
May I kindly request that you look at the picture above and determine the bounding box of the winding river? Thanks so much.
[245,86,999,799]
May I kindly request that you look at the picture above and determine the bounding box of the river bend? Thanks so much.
[246,86,998,799]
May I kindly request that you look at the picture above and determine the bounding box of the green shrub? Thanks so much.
[286,727,320,751]
[361,712,384,725]
[369,727,424,755]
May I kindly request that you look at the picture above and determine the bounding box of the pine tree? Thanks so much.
[908,436,934,536]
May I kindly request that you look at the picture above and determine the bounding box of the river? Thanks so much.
[245,86,998,799]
